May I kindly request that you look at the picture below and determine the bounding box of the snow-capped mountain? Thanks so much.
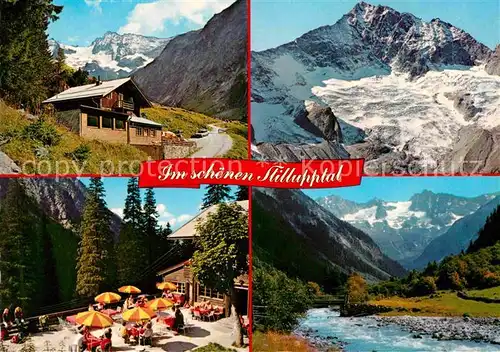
[251,1,499,172]
[412,196,500,269]
[316,190,497,265]
[49,32,171,80]
[254,188,406,281]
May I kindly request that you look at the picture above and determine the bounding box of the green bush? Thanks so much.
[253,258,313,333]
[66,144,91,163]
[23,118,61,146]
[409,276,437,297]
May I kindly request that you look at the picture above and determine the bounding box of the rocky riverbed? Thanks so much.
[375,316,500,344]
[295,309,500,351]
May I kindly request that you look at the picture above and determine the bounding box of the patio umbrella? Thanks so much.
[122,306,156,322]
[95,292,121,304]
[75,311,113,328]
[156,281,177,291]
[147,298,175,311]
[118,285,141,294]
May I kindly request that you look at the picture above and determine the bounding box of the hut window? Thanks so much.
[136,127,143,136]
[115,119,125,130]
[87,115,99,127]
[151,129,156,137]
[102,116,112,129]
[199,284,223,300]
[174,282,186,294]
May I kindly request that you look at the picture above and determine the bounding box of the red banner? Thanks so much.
[138,158,364,189]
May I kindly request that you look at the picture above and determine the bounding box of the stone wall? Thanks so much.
[163,144,197,158]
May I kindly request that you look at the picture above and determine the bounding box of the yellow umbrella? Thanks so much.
[122,306,156,322]
[75,311,113,328]
[156,281,177,291]
[147,298,175,311]
[95,292,121,304]
[118,285,141,294]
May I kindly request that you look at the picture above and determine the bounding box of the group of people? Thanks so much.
[88,302,105,312]
[2,307,24,327]
[196,299,215,311]
[73,325,112,351]
[119,320,153,346]
[123,295,148,311]
[1,307,26,342]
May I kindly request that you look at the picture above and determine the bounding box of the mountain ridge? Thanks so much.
[251,1,499,172]
[49,32,171,80]
[316,190,497,265]
[133,0,247,120]
[254,188,406,282]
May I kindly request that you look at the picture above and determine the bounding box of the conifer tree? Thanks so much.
[116,178,147,284]
[0,0,63,109]
[143,188,159,265]
[468,205,500,253]
[0,180,44,313]
[235,186,248,201]
[201,185,233,209]
[75,177,113,297]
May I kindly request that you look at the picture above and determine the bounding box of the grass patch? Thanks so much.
[0,101,147,174]
[371,290,500,317]
[253,331,318,352]
[194,343,237,351]
[467,286,500,299]
[218,121,248,159]
[142,106,219,138]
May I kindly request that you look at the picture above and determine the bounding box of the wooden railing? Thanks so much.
[114,100,134,111]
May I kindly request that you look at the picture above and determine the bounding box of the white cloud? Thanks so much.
[67,36,79,43]
[176,214,192,223]
[118,0,233,36]
[84,0,103,13]
[111,208,124,218]
[156,203,173,218]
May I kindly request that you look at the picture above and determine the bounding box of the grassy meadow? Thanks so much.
[371,289,500,317]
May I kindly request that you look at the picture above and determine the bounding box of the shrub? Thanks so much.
[346,272,368,304]
[409,276,437,297]
[23,118,61,146]
[253,259,313,332]
[307,281,322,296]
[66,144,91,163]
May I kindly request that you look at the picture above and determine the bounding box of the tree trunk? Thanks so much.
[223,294,231,318]
[230,287,244,348]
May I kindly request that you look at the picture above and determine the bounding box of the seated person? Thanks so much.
[74,329,87,352]
[239,315,249,336]
[88,304,95,311]
[2,308,11,327]
[100,327,112,339]
[119,321,129,343]
[0,325,8,341]
[14,307,24,325]
[96,302,104,311]
[139,322,153,346]
[173,307,185,333]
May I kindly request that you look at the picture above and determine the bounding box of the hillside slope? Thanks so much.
[253,188,406,282]
[133,0,247,120]
[412,196,500,269]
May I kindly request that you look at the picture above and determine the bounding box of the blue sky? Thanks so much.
[303,176,500,203]
[48,0,234,46]
[252,0,500,51]
[80,178,239,230]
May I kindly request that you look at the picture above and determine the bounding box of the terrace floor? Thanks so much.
[5,309,248,351]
